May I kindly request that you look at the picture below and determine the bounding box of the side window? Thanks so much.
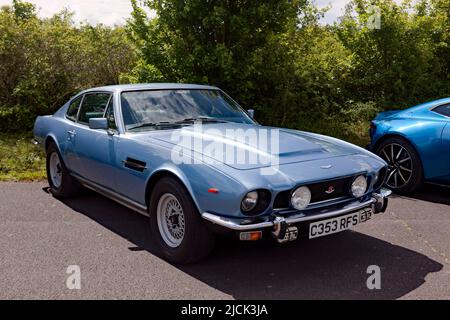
[433,104,450,117]
[105,98,117,130]
[78,93,111,124]
[66,96,82,121]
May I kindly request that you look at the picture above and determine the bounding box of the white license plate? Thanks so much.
[309,209,373,239]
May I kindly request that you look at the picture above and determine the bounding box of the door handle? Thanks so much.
[67,130,76,141]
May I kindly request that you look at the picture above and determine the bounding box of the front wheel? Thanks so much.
[376,137,424,193]
[149,177,215,264]
[46,142,81,198]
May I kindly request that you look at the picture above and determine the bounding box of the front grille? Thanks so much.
[273,176,356,210]
[273,190,291,209]
[309,176,353,203]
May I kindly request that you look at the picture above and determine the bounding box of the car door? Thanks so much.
[433,104,450,183]
[64,95,83,169]
[70,92,118,190]
[440,121,450,183]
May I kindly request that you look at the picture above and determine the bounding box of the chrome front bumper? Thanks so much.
[201,188,392,232]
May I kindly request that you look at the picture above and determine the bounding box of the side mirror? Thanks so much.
[247,109,255,118]
[89,118,108,130]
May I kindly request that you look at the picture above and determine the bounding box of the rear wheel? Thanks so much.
[149,177,215,264]
[376,137,423,193]
[46,142,81,198]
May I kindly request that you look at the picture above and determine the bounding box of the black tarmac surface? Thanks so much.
[0,182,449,299]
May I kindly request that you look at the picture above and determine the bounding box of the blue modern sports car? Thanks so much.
[369,98,450,193]
[34,83,391,263]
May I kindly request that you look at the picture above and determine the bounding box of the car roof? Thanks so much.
[406,97,450,113]
[82,83,219,93]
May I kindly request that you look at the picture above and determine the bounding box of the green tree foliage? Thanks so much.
[337,0,448,108]
[11,0,36,20]
[125,0,449,145]
[126,0,307,121]
[1,0,450,146]
[428,0,450,88]
[0,1,136,131]
[124,0,365,141]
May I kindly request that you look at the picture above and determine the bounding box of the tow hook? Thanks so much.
[272,216,298,243]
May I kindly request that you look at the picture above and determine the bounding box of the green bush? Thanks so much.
[0,1,136,132]
[126,0,450,141]
[1,0,449,141]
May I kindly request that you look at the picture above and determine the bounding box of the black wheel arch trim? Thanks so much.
[374,134,424,165]
[144,170,202,216]
[373,133,425,179]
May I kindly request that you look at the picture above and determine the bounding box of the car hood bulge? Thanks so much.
[136,123,368,170]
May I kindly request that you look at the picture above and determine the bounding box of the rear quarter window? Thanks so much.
[432,104,450,117]
[66,96,82,121]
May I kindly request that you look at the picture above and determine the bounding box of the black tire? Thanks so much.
[149,176,215,264]
[375,137,424,193]
[46,142,81,198]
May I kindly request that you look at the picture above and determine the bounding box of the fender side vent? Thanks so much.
[123,157,147,172]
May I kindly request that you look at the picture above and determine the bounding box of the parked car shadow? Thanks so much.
[60,189,443,300]
[394,183,450,206]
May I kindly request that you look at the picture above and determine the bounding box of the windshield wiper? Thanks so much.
[127,121,182,131]
[175,117,229,124]
[128,117,228,131]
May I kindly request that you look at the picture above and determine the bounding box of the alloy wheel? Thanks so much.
[379,143,413,189]
[49,152,62,188]
[156,193,186,248]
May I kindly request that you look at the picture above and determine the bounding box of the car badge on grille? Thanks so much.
[325,185,335,194]
[320,165,332,169]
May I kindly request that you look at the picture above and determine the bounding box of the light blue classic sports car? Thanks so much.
[34,83,391,263]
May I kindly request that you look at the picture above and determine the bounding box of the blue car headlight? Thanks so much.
[291,186,311,210]
[241,191,258,212]
[241,189,271,216]
[351,175,368,197]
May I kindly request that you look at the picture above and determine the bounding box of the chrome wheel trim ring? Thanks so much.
[379,143,413,189]
[156,193,185,248]
[49,152,62,189]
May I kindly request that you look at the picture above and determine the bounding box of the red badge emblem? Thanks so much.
[325,185,335,194]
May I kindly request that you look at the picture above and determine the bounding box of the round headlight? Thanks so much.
[241,191,258,212]
[291,186,311,210]
[351,175,367,197]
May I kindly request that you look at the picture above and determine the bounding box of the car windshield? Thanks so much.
[120,89,254,131]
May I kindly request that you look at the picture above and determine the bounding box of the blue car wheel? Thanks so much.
[156,193,186,248]
[375,137,424,193]
[149,176,215,264]
[46,142,81,198]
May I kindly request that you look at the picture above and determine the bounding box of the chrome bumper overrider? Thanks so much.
[201,188,392,232]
